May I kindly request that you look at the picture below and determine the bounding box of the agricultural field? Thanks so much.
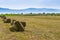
[0,16,60,40]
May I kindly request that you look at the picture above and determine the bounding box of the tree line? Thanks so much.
[0,12,60,16]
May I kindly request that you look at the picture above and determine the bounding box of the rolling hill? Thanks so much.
[0,8,60,13]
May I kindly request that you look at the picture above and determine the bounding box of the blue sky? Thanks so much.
[0,0,60,9]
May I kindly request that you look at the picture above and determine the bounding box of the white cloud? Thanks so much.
[0,0,60,9]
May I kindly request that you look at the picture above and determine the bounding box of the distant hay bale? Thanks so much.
[3,19,11,23]
[0,15,7,21]
[2,16,6,19]
[0,15,6,19]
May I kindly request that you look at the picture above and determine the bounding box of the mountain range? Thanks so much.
[0,8,60,13]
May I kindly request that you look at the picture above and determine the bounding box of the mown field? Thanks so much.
[0,16,60,40]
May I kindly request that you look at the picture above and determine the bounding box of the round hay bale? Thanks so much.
[9,24,16,32]
[3,19,11,23]
[9,27,15,32]
[20,22,26,27]
[1,15,6,19]
[10,20,26,32]
[11,20,16,25]
[14,21,24,32]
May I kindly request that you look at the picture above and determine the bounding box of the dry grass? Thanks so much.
[0,16,60,40]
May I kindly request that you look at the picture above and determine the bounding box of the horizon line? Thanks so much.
[0,7,60,10]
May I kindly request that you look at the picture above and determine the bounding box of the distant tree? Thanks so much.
[38,13,42,16]
[38,13,41,14]
[42,12,46,16]
[51,13,55,16]
[21,13,23,15]
[43,12,45,15]
[56,13,60,16]
[46,13,51,16]
[30,12,32,14]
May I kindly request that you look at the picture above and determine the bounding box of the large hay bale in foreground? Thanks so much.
[20,22,26,27]
[9,27,15,32]
[3,19,11,23]
[11,20,16,25]
[14,21,24,31]
[10,21,25,32]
